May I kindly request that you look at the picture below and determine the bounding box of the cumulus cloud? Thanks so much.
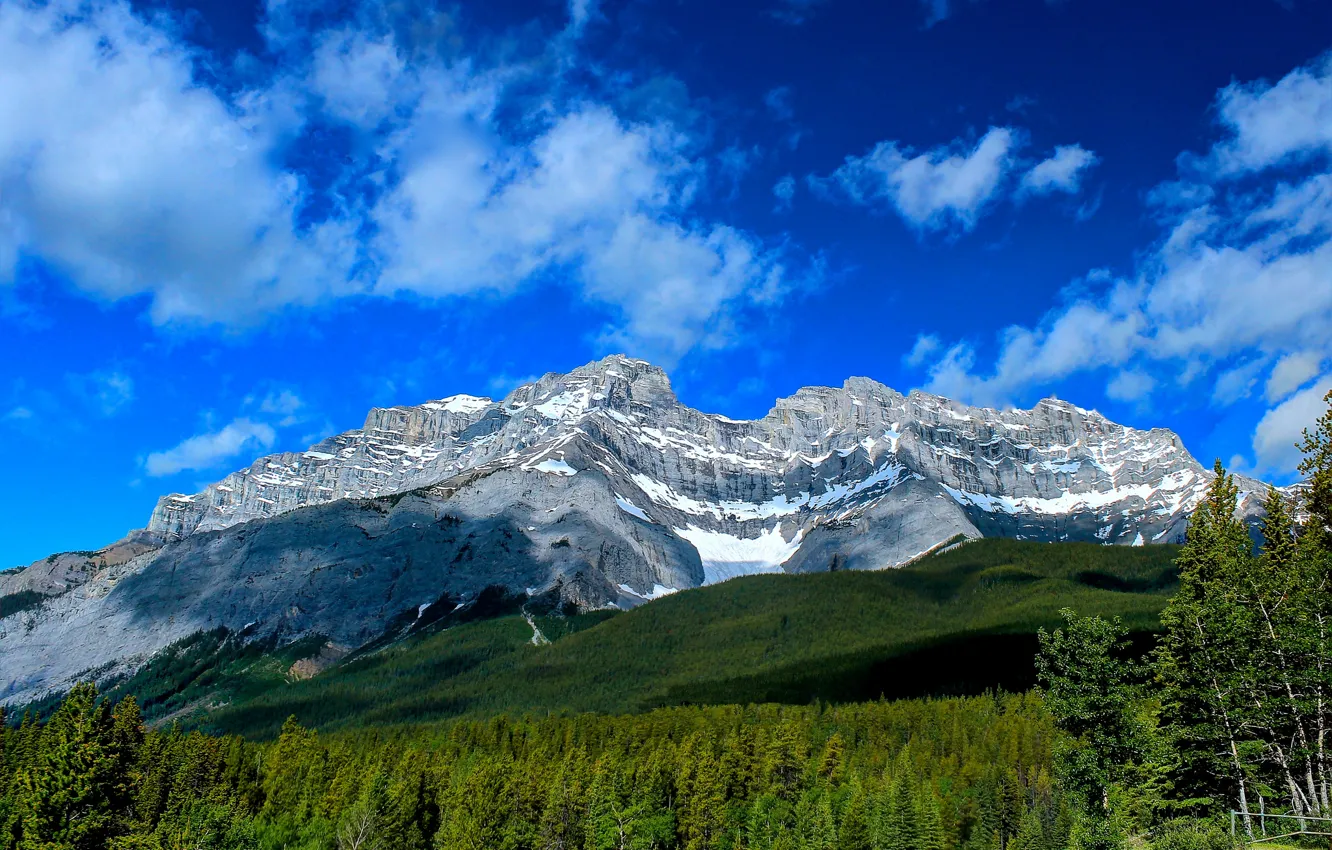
[0,0,359,323]
[811,127,1022,233]
[369,99,782,363]
[145,418,277,477]
[906,51,1332,473]
[812,127,1096,233]
[0,0,795,366]
[1266,351,1323,403]
[1253,376,1332,474]
[259,390,307,427]
[1105,369,1156,402]
[1204,53,1332,174]
[311,29,409,128]
[1019,145,1099,196]
[904,334,942,367]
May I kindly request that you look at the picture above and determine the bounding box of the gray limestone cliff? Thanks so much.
[0,355,1278,703]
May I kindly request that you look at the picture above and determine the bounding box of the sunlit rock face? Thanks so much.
[1,355,1273,703]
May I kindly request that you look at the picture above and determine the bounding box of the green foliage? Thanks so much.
[0,591,46,620]
[1146,819,1236,850]
[0,685,1065,850]
[193,539,1176,737]
[1297,387,1332,541]
[1035,389,1332,847]
[1037,610,1146,819]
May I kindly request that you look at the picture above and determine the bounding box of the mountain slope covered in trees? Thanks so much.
[1,685,1064,850]
[63,539,1179,738]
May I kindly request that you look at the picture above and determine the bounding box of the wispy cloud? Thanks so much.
[812,126,1098,233]
[1018,145,1099,197]
[0,0,804,368]
[66,370,135,416]
[769,0,830,25]
[810,127,1023,233]
[145,419,276,477]
[906,51,1332,475]
[773,175,796,212]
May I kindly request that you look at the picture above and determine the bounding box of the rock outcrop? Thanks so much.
[0,355,1276,703]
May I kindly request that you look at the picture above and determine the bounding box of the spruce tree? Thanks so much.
[1007,808,1044,850]
[1155,461,1259,824]
[1298,388,1332,541]
[915,785,946,850]
[15,683,118,850]
[838,781,873,850]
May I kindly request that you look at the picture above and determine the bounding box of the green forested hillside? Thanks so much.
[0,685,1063,850]
[152,539,1180,737]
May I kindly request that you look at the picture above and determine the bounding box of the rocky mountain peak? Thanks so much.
[1,353,1286,705]
[501,354,678,416]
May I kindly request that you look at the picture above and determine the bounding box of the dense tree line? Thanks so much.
[8,396,1330,850]
[0,691,1066,850]
[1037,390,1332,847]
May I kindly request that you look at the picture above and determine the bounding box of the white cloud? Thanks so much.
[1212,357,1267,405]
[0,1,793,366]
[1253,376,1332,474]
[1204,53,1332,174]
[906,51,1332,474]
[145,418,277,477]
[765,86,794,121]
[1019,145,1098,196]
[4,406,32,421]
[311,29,409,128]
[259,389,306,426]
[904,334,941,367]
[773,175,796,211]
[0,0,359,322]
[567,0,598,34]
[371,97,784,364]
[1105,369,1155,402]
[583,217,781,358]
[1266,351,1323,403]
[812,127,1022,233]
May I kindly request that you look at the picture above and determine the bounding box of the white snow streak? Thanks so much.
[674,525,803,585]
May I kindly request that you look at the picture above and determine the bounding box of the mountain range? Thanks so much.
[0,355,1275,704]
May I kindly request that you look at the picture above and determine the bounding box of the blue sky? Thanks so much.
[1,0,1330,567]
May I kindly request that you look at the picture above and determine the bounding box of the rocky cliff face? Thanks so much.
[0,355,1273,703]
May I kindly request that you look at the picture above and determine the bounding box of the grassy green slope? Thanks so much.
[202,538,1178,737]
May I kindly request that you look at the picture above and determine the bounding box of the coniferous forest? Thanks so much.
[3,390,1332,850]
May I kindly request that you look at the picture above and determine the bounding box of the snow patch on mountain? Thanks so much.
[533,458,577,476]
[675,524,804,585]
[614,495,652,522]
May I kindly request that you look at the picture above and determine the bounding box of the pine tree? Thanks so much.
[15,683,119,850]
[1155,461,1259,824]
[746,792,789,850]
[915,784,946,850]
[838,781,872,850]
[1006,808,1044,850]
[1298,388,1332,543]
